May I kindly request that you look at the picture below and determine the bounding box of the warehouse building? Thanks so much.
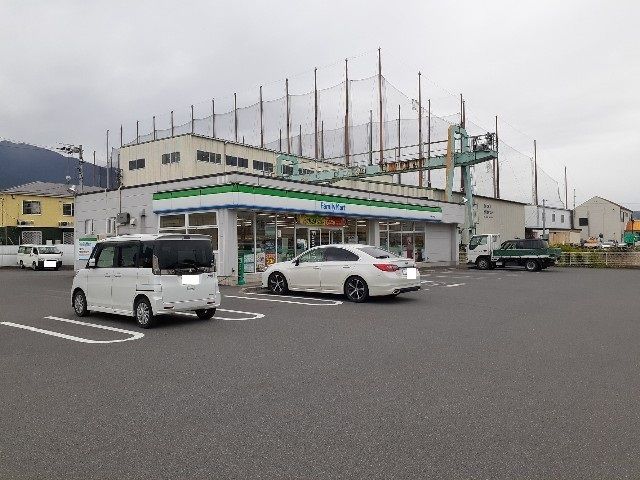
[74,134,467,281]
[574,196,632,242]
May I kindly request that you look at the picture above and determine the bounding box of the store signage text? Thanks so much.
[297,215,347,227]
[320,201,346,212]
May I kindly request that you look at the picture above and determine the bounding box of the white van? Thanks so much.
[17,244,63,270]
[71,234,220,328]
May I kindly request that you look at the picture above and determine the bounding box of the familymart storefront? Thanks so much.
[151,182,463,282]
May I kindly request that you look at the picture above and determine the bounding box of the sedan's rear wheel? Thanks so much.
[344,276,369,303]
[268,272,288,295]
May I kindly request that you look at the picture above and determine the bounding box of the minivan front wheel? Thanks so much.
[73,289,88,317]
[195,308,216,320]
[134,298,155,328]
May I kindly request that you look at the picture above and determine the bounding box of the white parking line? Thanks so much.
[226,292,343,306]
[0,316,144,344]
[175,308,265,321]
[444,283,465,287]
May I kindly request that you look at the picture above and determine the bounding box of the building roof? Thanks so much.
[578,195,632,212]
[1,181,102,197]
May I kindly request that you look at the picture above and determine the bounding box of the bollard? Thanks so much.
[237,254,245,286]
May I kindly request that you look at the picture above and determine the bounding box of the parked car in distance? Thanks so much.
[71,234,220,328]
[17,244,63,270]
[467,234,561,271]
[600,239,619,249]
[262,244,420,302]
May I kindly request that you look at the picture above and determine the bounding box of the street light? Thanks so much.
[57,144,84,194]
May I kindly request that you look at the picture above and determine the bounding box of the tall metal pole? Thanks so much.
[564,165,568,209]
[234,93,238,142]
[78,145,84,194]
[153,115,156,141]
[344,58,350,166]
[534,139,539,205]
[191,105,195,134]
[212,99,216,138]
[136,121,139,144]
[368,110,373,165]
[460,95,465,193]
[542,198,547,238]
[93,150,96,186]
[418,72,423,188]
[285,78,291,154]
[279,128,282,152]
[170,111,174,137]
[397,104,401,184]
[314,68,318,159]
[299,124,303,156]
[427,99,431,188]
[106,129,110,190]
[321,120,324,159]
[495,115,500,199]
[120,125,123,147]
[259,86,264,148]
[378,47,384,165]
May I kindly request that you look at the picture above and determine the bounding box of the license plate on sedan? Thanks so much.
[404,267,417,279]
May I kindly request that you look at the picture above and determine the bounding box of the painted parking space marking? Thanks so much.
[226,292,343,306]
[0,316,144,344]
[175,308,265,321]
[444,283,465,287]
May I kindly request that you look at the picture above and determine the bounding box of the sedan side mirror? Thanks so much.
[87,258,96,268]
[294,259,300,266]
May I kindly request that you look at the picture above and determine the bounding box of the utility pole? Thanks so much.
[211,99,216,138]
[285,78,291,154]
[427,99,431,189]
[93,151,96,186]
[234,93,238,142]
[418,71,423,188]
[191,105,195,134]
[564,166,568,209]
[397,104,401,184]
[533,139,539,205]
[378,47,383,166]
[106,129,110,190]
[495,115,500,199]
[542,198,547,239]
[368,110,373,165]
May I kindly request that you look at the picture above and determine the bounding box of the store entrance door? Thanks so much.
[295,227,344,256]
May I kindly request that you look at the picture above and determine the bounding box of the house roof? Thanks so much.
[1,181,102,197]
[579,195,632,212]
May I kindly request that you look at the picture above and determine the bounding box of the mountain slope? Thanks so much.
[0,140,116,189]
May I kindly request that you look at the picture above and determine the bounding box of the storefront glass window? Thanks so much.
[159,214,185,229]
[256,213,277,272]
[277,214,296,262]
[189,212,216,227]
[237,211,255,273]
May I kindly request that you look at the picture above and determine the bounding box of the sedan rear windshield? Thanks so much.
[155,240,213,273]
[359,246,397,259]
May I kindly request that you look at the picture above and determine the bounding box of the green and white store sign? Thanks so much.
[152,184,442,222]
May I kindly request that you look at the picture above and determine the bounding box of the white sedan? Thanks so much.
[261,244,421,302]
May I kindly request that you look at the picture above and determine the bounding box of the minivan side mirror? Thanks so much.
[87,258,96,268]
[294,259,300,266]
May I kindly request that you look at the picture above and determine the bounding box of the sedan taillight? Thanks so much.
[374,263,399,272]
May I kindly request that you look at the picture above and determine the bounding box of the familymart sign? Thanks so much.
[152,184,442,222]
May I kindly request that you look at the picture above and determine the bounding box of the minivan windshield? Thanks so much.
[40,246,60,254]
[155,239,213,273]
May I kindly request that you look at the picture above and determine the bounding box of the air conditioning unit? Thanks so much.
[17,220,34,226]
[58,221,74,227]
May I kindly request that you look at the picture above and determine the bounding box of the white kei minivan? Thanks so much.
[17,244,63,270]
[71,234,220,328]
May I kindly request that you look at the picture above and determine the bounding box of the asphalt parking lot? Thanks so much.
[1,266,640,479]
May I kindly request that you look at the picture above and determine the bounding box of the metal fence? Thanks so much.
[556,251,640,268]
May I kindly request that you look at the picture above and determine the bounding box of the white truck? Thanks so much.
[467,234,562,272]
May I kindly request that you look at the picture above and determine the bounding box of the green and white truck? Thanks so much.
[467,234,562,272]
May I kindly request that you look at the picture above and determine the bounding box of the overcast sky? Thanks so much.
[1,0,638,207]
